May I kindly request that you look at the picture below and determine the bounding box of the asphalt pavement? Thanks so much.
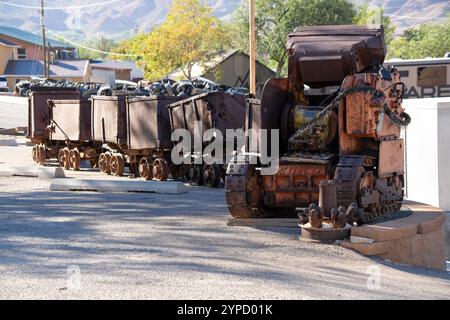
[0,146,449,300]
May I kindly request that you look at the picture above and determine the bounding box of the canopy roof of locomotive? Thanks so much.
[287,25,387,88]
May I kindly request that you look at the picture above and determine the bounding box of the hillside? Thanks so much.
[354,0,450,33]
[0,0,448,38]
[0,0,241,39]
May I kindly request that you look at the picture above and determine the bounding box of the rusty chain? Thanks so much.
[289,85,411,146]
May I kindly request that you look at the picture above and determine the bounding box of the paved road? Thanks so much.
[0,96,28,129]
[0,146,449,300]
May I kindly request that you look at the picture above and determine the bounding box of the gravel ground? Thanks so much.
[0,145,449,300]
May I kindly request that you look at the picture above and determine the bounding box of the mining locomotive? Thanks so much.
[225,25,411,225]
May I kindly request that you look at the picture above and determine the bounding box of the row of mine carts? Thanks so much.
[28,87,246,188]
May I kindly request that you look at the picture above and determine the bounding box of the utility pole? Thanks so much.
[249,0,256,95]
[40,0,48,78]
[101,35,105,60]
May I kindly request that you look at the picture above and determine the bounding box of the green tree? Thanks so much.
[389,16,450,59]
[113,0,226,81]
[227,0,357,76]
[354,4,396,46]
[78,37,118,60]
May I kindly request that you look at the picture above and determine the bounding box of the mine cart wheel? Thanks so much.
[69,149,81,171]
[203,164,221,188]
[32,146,38,163]
[37,145,47,166]
[62,148,71,169]
[129,162,139,177]
[184,168,191,181]
[153,158,169,181]
[139,157,153,181]
[110,154,125,177]
[90,158,99,169]
[58,149,68,169]
[99,153,112,174]
[170,164,186,180]
[187,164,204,186]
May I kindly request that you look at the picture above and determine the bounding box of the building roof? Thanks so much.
[0,25,73,48]
[386,57,450,67]
[0,38,19,47]
[167,50,276,80]
[91,60,144,79]
[3,60,89,78]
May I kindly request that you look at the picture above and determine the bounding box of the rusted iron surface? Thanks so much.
[244,98,261,153]
[319,180,337,219]
[28,92,102,169]
[127,96,181,151]
[49,99,92,142]
[300,223,351,243]
[225,25,410,226]
[262,163,330,208]
[27,89,80,143]
[91,95,181,180]
[378,140,405,178]
[287,25,386,89]
[91,95,128,146]
[169,92,247,141]
[168,92,247,187]
[341,73,402,141]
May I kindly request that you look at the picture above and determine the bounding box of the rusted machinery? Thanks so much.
[47,99,102,170]
[91,95,182,180]
[28,87,82,166]
[168,92,247,187]
[225,25,411,226]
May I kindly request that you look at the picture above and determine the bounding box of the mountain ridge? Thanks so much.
[0,0,448,39]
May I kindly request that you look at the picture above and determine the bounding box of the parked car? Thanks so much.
[0,76,8,92]
[97,80,138,96]
[14,80,31,97]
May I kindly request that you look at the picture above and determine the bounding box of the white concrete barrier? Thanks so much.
[0,96,28,129]
[0,166,65,179]
[49,179,187,194]
[15,138,33,146]
[404,98,450,211]
[0,95,27,105]
[0,139,18,147]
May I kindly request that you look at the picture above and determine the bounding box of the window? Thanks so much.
[17,48,26,60]
[399,70,409,78]
[417,66,447,87]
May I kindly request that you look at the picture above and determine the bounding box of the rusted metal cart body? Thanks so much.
[47,99,102,170]
[91,95,182,180]
[27,88,81,166]
[225,25,411,225]
[168,91,247,187]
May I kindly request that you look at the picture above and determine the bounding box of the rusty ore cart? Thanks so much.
[46,99,102,170]
[168,91,247,187]
[91,95,182,180]
[28,87,82,166]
